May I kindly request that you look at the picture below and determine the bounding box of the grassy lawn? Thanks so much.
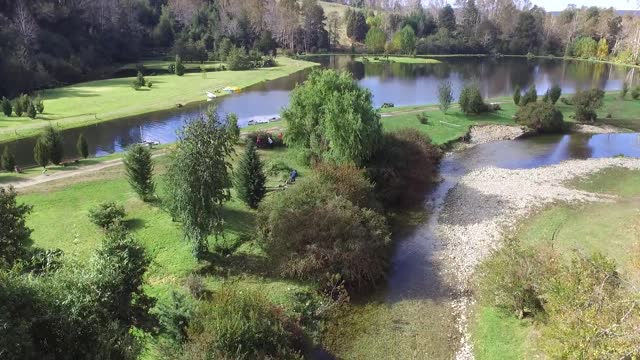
[118,60,224,72]
[355,56,442,64]
[472,166,640,358]
[471,306,536,360]
[0,57,317,144]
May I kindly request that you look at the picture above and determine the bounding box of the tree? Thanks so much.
[1,97,11,116]
[621,82,629,99]
[520,86,538,106]
[0,186,33,267]
[153,5,174,47]
[282,69,382,167]
[13,99,24,117]
[549,85,562,104]
[513,85,521,105]
[516,102,565,133]
[365,27,386,53]
[166,106,234,260]
[461,0,480,40]
[42,126,64,165]
[234,142,266,209]
[1,147,16,172]
[399,25,416,54]
[132,71,146,90]
[350,11,368,42]
[33,137,49,168]
[596,38,609,60]
[438,80,453,114]
[26,102,37,119]
[77,134,89,159]
[459,83,487,114]
[33,96,44,114]
[510,12,542,54]
[303,3,329,52]
[438,5,456,32]
[123,144,155,201]
[175,55,185,76]
[572,88,605,122]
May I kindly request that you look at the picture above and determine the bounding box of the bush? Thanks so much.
[13,98,24,117]
[88,201,126,229]
[1,97,12,116]
[548,84,562,104]
[519,85,537,106]
[380,102,394,108]
[181,287,303,359]
[513,85,521,105]
[416,112,429,124]
[256,177,391,289]
[478,239,551,319]
[516,102,565,133]
[313,163,380,211]
[540,253,640,359]
[1,147,16,172]
[459,83,488,114]
[572,88,604,122]
[560,97,572,105]
[367,129,442,207]
[226,46,252,70]
[132,71,146,90]
[26,102,37,119]
[621,82,629,99]
[632,86,640,100]
[0,186,33,266]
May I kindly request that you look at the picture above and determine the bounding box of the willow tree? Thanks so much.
[282,69,382,167]
[166,106,234,260]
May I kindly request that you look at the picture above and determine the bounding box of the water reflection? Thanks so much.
[5,56,640,166]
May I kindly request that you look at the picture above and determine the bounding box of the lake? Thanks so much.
[5,55,640,165]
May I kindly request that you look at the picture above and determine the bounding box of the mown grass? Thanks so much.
[472,166,640,358]
[355,56,442,64]
[0,57,317,143]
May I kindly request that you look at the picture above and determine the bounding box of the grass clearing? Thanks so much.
[0,57,317,143]
[355,56,442,64]
[471,306,535,360]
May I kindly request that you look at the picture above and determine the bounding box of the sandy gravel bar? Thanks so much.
[468,124,527,144]
[437,157,640,359]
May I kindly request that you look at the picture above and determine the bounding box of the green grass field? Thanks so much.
[355,56,442,64]
[472,166,640,358]
[0,57,317,144]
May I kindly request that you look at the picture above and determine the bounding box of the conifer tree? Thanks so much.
[1,97,11,116]
[34,137,49,168]
[123,144,155,201]
[234,141,266,209]
[77,134,89,159]
[1,147,16,172]
[513,85,521,105]
[42,126,64,165]
[27,102,37,119]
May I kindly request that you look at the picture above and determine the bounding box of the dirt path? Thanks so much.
[5,152,166,190]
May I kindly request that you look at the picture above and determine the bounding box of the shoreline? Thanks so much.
[0,57,319,144]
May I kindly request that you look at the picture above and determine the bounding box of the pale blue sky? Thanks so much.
[530,0,637,11]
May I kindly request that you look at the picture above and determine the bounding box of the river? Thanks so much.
[5,55,640,166]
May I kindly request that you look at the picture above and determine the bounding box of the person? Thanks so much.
[288,169,298,184]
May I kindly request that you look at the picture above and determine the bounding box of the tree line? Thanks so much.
[3,0,640,98]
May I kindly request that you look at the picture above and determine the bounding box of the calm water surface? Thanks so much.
[6,56,640,165]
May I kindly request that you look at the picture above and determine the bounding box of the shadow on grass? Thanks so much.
[0,175,28,185]
[125,218,146,231]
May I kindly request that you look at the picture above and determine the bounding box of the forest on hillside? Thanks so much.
[1,0,640,97]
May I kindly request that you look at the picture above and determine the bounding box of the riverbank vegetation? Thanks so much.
[473,166,640,358]
[1,69,445,359]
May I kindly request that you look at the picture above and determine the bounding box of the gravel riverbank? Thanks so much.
[436,157,640,359]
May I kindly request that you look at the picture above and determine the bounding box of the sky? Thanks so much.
[530,0,638,11]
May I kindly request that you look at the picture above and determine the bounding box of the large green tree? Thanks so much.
[438,5,456,32]
[0,186,33,267]
[123,144,155,201]
[365,27,386,53]
[282,69,382,166]
[166,107,234,260]
[1,147,16,172]
[41,126,64,165]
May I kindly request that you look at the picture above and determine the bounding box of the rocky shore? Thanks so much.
[437,157,640,360]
